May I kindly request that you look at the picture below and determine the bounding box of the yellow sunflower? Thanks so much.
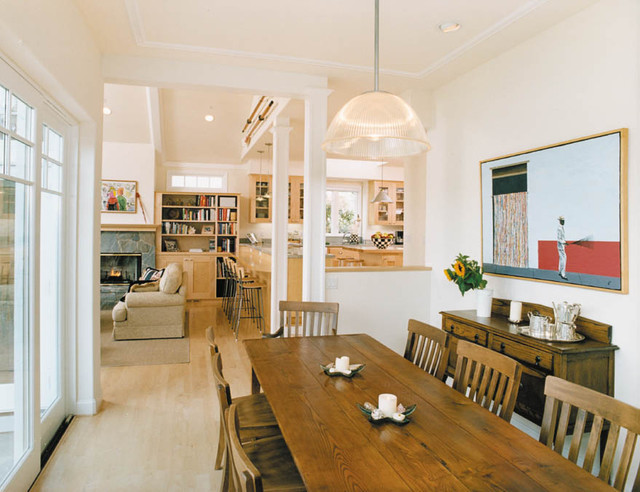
[454,261,465,277]
[444,269,452,281]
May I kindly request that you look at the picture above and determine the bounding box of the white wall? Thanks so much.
[426,0,640,408]
[101,143,155,224]
[325,269,431,354]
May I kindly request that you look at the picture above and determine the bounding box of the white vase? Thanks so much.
[476,288,494,317]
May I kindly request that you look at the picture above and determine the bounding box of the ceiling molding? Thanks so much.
[125,0,550,80]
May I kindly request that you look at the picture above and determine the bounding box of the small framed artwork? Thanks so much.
[480,129,628,292]
[202,225,214,235]
[101,180,137,213]
[163,238,179,252]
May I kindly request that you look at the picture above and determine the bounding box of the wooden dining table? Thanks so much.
[244,334,612,491]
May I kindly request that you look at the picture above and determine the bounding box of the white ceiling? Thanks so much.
[93,0,599,164]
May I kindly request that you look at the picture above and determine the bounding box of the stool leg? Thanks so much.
[255,287,264,334]
[233,285,243,340]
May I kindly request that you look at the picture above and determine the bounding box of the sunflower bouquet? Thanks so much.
[444,254,487,296]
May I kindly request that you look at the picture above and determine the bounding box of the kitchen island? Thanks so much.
[327,244,403,267]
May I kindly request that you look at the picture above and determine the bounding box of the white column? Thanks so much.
[403,154,428,266]
[303,88,331,301]
[270,117,292,331]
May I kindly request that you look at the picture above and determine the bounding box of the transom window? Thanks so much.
[167,171,226,192]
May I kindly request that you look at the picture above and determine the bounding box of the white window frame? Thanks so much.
[166,170,228,192]
[325,182,362,237]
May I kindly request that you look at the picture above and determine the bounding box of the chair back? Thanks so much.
[452,340,522,421]
[278,300,339,337]
[227,403,263,492]
[205,326,218,355]
[539,376,640,491]
[403,319,449,381]
[211,352,232,425]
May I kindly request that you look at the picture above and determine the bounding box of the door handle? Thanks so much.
[500,342,506,353]
[535,355,541,366]
[474,334,479,343]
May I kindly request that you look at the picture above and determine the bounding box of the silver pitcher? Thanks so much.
[552,301,581,324]
[528,312,551,337]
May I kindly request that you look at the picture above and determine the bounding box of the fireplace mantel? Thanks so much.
[101,224,160,232]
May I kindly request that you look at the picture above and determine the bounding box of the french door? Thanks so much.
[0,57,72,491]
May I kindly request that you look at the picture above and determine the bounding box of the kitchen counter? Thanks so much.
[340,245,403,254]
[327,244,403,267]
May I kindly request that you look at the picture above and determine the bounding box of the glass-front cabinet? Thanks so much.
[249,174,304,223]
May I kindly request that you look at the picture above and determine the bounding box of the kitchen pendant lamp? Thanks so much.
[322,0,430,159]
[372,162,394,203]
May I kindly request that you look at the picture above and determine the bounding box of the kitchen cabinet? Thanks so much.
[249,174,272,223]
[368,180,404,226]
[249,174,304,224]
[440,298,617,425]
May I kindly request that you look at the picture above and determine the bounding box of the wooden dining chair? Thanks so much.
[227,403,305,492]
[452,340,522,422]
[265,300,339,338]
[205,326,218,354]
[210,352,280,482]
[539,376,640,491]
[403,319,450,381]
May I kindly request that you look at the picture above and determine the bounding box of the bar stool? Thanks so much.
[221,257,236,321]
[231,265,265,339]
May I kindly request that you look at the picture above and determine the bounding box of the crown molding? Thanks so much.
[125,0,550,81]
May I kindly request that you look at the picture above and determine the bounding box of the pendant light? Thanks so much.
[372,162,393,203]
[256,150,267,203]
[322,0,430,159]
[263,142,272,199]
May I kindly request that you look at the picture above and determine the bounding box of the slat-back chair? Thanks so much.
[452,340,522,422]
[403,319,450,381]
[265,300,339,338]
[205,326,218,355]
[539,376,640,491]
[227,403,305,492]
[210,352,279,478]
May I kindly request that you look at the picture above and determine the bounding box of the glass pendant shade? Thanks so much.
[322,91,430,159]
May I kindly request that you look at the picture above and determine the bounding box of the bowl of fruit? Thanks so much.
[371,232,395,249]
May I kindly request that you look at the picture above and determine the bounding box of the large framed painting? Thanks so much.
[480,129,628,293]
[101,180,137,213]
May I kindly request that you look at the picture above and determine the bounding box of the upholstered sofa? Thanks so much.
[112,262,186,340]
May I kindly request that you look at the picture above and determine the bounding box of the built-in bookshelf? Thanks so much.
[155,192,240,254]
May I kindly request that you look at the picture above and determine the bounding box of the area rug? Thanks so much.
[100,311,190,367]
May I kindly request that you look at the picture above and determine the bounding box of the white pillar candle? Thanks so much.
[378,394,397,417]
[509,301,522,322]
[335,356,350,372]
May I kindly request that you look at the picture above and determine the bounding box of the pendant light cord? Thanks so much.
[374,0,379,92]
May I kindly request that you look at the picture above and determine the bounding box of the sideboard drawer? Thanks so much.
[491,335,553,372]
[443,320,487,346]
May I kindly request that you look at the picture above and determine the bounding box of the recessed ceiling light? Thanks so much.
[204,114,215,122]
[439,22,461,33]
[103,106,112,115]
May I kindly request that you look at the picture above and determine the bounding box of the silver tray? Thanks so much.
[518,325,585,343]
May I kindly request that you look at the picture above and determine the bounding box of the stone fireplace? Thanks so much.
[100,228,156,309]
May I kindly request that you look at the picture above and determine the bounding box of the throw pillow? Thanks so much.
[140,267,164,281]
[159,262,182,294]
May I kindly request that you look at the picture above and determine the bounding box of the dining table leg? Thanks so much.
[251,367,260,394]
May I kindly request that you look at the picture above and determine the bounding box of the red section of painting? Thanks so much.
[538,241,620,277]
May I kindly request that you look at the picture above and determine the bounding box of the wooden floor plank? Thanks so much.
[31,302,262,491]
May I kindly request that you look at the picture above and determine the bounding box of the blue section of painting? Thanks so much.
[483,263,621,290]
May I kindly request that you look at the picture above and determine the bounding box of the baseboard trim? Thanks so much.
[75,398,99,415]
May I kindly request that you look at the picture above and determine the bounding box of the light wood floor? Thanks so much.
[31,301,262,491]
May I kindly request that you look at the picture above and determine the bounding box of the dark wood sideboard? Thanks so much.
[440,298,618,425]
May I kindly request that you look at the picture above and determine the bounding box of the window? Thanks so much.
[326,185,361,236]
[167,171,226,192]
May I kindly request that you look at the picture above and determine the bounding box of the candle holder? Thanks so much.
[320,362,365,378]
[357,402,416,426]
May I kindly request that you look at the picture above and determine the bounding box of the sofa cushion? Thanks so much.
[159,263,182,294]
[112,301,127,322]
[125,291,185,308]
